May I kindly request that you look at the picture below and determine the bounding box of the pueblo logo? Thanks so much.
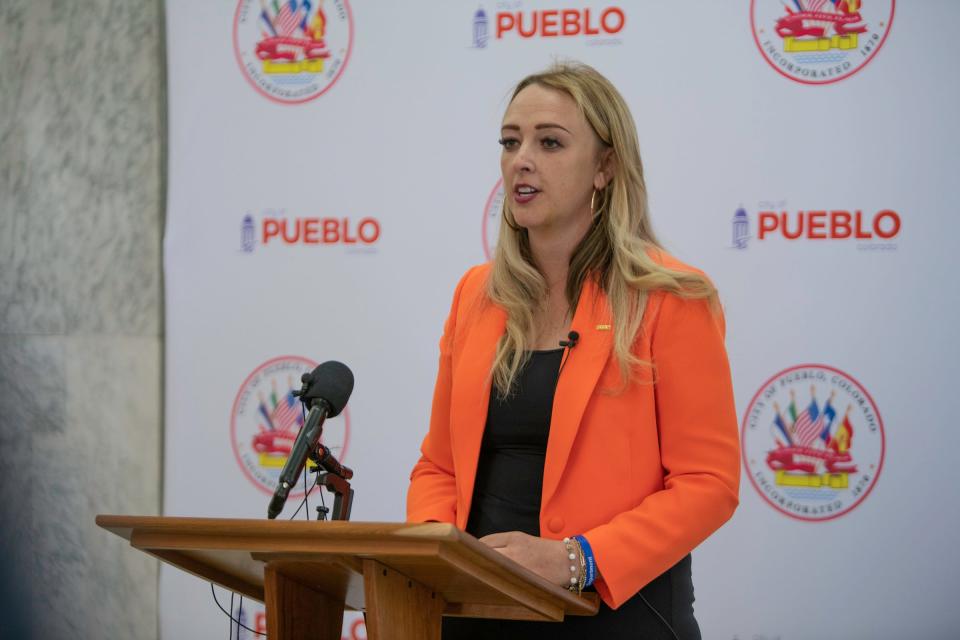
[474,5,625,44]
[242,212,381,249]
[758,209,900,242]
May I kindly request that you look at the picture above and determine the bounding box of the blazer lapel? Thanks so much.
[542,278,614,508]
[449,299,506,526]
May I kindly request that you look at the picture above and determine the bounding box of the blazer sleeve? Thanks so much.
[405,268,474,524]
[586,292,741,609]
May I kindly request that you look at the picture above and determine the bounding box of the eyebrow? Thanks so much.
[501,123,572,134]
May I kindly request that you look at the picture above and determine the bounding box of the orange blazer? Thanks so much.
[406,256,740,609]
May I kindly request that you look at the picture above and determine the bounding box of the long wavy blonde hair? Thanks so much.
[489,62,717,394]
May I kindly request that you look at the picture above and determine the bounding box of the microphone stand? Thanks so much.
[268,372,355,522]
[308,444,354,521]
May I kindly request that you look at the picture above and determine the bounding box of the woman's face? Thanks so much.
[500,84,608,241]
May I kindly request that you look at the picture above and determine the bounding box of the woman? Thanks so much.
[407,62,740,639]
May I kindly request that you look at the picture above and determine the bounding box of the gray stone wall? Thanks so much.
[1,1,164,638]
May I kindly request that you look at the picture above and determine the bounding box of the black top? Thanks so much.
[466,349,562,539]
[444,350,701,640]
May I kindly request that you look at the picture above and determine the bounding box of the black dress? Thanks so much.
[442,350,701,640]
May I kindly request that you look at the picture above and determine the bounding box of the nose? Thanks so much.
[511,141,535,174]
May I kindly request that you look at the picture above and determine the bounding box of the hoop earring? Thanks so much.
[502,206,521,231]
[591,188,606,222]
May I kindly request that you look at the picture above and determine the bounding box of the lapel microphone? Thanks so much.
[559,331,580,348]
[557,331,580,379]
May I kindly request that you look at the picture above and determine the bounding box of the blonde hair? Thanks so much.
[489,62,716,394]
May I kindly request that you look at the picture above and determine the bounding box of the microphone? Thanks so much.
[267,361,354,519]
[559,331,580,348]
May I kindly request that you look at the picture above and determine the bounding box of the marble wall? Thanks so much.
[0,1,164,638]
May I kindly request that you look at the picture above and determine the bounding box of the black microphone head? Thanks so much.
[301,361,354,416]
[568,331,580,344]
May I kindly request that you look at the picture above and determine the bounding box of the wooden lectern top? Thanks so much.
[96,516,599,624]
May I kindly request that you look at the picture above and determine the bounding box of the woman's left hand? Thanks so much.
[479,531,572,587]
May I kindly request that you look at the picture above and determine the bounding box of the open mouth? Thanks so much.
[513,184,540,204]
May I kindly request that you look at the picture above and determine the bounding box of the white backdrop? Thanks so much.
[163,1,960,638]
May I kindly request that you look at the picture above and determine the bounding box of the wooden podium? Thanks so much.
[96,516,598,639]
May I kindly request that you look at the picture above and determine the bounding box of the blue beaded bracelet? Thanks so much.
[574,535,597,587]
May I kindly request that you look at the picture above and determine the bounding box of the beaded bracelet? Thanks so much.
[561,537,584,593]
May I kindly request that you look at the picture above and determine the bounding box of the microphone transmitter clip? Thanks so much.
[559,330,580,348]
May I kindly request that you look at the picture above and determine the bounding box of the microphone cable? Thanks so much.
[288,402,328,521]
[301,402,310,519]
[288,469,324,520]
[207,466,323,637]
[210,584,265,637]
[637,591,680,640]
[206,398,314,637]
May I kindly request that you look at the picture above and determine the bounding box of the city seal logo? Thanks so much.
[742,364,884,521]
[231,355,351,496]
[233,0,354,104]
[750,0,894,85]
[481,178,504,260]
